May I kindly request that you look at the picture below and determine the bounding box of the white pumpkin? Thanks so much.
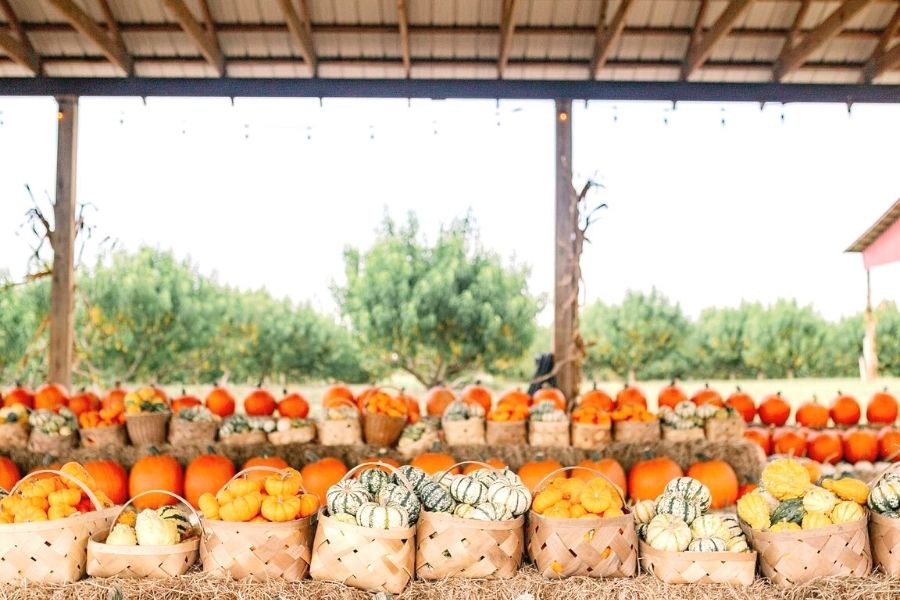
[486,480,531,517]
[450,476,488,505]
[726,535,750,553]
[470,502,513,521]
[646,514,691,552]
[355,502,409,529]
[453,503,476,519]
[690,515,731,541]
[632,499,656,525]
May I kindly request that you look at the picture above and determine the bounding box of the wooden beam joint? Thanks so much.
[591,0,636,78]
[278,0,317,76]
[682,0,756,80]
[397,0,411,77]
[45,0,132,75]
[498,0,520,78]
[161,0,225,76]
[0,0,39,74]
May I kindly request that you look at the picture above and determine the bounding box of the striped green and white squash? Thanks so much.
[434,472,461,492]
[695,404,718,419]
[646,514,691,552]
[157,505,191,537]
[378,482,422,524]
[486,480,531,517]
[469,468,499,483]
[636,522,649,540]
[632,499,656,525]
[726,535,750,553]
[690,515,731,541]
[720,515,744,539]
[331,512,357,525]
[869,480,900,513]
[674,401,696,419]
[658,406,676,425]
[655,494,701,525]
[687,537,727,552]
[450,476,488,505]
[495,469,524,487]
[356,502,410,529]
[418,480,456,513]
[663,477,712,512]
[881,510,900,519]
[393,465,430,492]
[470,502,513,521]
[359,467,390,495]
[453,503,476,519]
[326,480,372,516]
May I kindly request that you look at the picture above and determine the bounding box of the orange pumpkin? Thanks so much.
[690,383,723,407]
[878,428,900,462]
[354,386,381,411]
[410,452,458,475]
[84,459,128,505]
[171,391,202,414]
[128,453,184,509]
[301,457,348,504]
[461,382,493,414]
[396,390,420,424]
[425,386,457,416]
[867,389,898,426]
[518,458,564,492]
[830,392,861,427]
[615,385,646,410]
[758,392,791,426]
[627,457,683,501]
[497,388,531,408]
[0,456,21,492]
[657,380,687,410]
[743,427,772,455]
[806,430,843,464]
[242,455,290,481]
[580,385,614,412]
[463,458,506,474]
[205,386,236,417]
[796,397,829,429]
[725,387,756,423]
[842,428,878,463]
[3,383,34,409]
[686,459,738,509]
[772,427,807,457]
[184,453,236,508]
[572,458,626,494]
[101,383,127,412]
[277,391,310,418]
[737,483,758,499]
[533,387,567,411]
[34,383,68,411]
[570,405,612,426]
[68,389,100,416]
[321,383,355,408]
[244,388,276,416]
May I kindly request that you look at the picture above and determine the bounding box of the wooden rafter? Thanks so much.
[498,0,520,77]
[45,0,132,75]
[397,0,411,77]
[0,0,39,74]
[161,0,224,76]
[278,0,317,75]
[778,0,812,66]
[591,0,635,78]
[774,0,876,80]
[687,0,711,56]
[95,0,125,55]
[863,2,900,81]
[682,0,755,79]
[866,36,900,79]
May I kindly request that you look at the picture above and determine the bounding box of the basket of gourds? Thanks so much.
[218,414,274,446]
[737,458,871,586]
[527,466,638,578]
[416,461,529,580]
[638,476,755,585]
[441,400,486,445]
[0,462,117,584]
[611,404,660,443]
[168,405,219,445]
[317,398,363,446]
[87,490,200,578]
[78,405,127,448]
[361,389,408,447]
[198,466,319,581]
[0,404,29,449]
[486,398,528,446]
[658,401,709,442]
[528,401,569,447]
[124,387,171,446]
[865,464,900,575]
[310,462,418,593]
[703,404,746,442]
[28,408,78,454]
[397,419,441,459]
[570,404,612,450]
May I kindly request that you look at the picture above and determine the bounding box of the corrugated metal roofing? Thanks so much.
[0,0,898,83]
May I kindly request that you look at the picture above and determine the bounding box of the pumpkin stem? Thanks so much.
[257,378,264,388]
[147,446,161,457]
[114,380,120,388]
[181,388,186,396]
[735,385,742,392]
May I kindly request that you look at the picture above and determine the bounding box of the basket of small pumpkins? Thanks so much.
[638,476,756,585]
[415,461,530,580]
[529,401,570,447]
[28,407,79,454]
[361,389,408,447]
[318,397,363,446]
[78,404,127,448]
[0,403,30,448]
[570,386,613,450]
[198,466,319,581]
[0,462,117,584]
[310,462,418,593]
[87,490,200,578]
[269,390,315,445]
[867,463,900,575]
[658,401,710,443]
[527,466,638,578]
[124,386,171,446]
[737,458,871,586]
[441,399,486,445]
[168,405,218,446]
[486,397,529,445]
[218,414,274,446]
[611,403,659,443]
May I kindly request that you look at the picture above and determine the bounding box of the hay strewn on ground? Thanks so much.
[2,567,898,600]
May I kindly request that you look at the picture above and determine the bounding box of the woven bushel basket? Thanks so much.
[0,469,116,584]
[704,414,746,443]
[200,467,315,581]
[526,466,637,579]
[220,430,268,446]
[869,511,900,576]
[126,412,170,446]
[28,429,77,454]
[529,421,570,447]
[80,424,126,448]
[363,413,406,446]
[318,418,362,445]
[486,420,527,445]
[442,417,485,445]
[613,420,660,443]
[661,427,705,442]
[0,422,28,448]
[570,422,611,450]
[310,463,416,593]
[168,419,218,446]
[88,490,200,579]
[741,515,871,586]
[639,540,757,585]
[268,424,316,445]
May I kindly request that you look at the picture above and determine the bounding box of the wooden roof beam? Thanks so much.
[863,3,900,81]
[774,0,876,80]
[278,0,317,76]
[0,0,39,74]
[161,0,224,76]
[591,0,636,78]
[866,37,900,80]
[45,0,132,75]
[778,0,812,66]
[397,0,411,77]
[498,0,520,78]
[682,0,755,79]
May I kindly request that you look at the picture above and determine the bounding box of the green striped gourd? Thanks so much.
[673,401,696,419]
[418,480,456,513]
[453,503,476,519]
[726,535,750,553]
[331,512,357,525]
[393,465,429,492]
[470,502,513,521]
[157,505,191,537]
[663,477,712,512]
[869,479,900,513]
[695,404,718,419]
[690,515,731,541]
[326,479,371,516]
[636,522,649,540]
[449,476,488,505]
[646,514,691,552]
[486,479,531,517]
[687,537,727,552]
[433,472,460,491]
[358,467,390,495]
[771,498,806,524]
[655,495,701,525]
[356,502,409,529]
[720,515,744,539]
[632,499,656,525]
[378,483,422,524]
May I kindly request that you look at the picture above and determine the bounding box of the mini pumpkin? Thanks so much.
[646,513,691,552]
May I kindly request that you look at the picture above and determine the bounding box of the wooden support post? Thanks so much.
[553,98,579,403]
[48,96,77,389]
[862,268,879,381]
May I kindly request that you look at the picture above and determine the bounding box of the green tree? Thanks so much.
[688,304,759,379]
[336,215,541,387]
[876,302,900,376]
[742,299,829,378]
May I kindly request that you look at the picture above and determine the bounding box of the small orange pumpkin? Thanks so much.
[830,392,861,427]
[867,388,898,426]
[627,456,682,501]
[461,382,492,414]
[657,380,687,410]
[690,383,723,407]
[725,387,756,423]
[758,392,791,426]
[205,386,236,417]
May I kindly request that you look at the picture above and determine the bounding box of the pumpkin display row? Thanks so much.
[745,424,900,467]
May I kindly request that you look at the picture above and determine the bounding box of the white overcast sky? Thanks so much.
[1,96,899,325]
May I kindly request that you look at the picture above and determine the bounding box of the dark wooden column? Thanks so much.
[48,95,78,389]
[553,98,579,402]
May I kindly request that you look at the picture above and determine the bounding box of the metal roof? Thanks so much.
[847,199,900,253]
[1,0,899,87]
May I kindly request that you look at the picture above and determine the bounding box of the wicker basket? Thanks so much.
[397,430,441,460]
[269,424,316,445]
[87,490,200,578]
[318,418,362,446]
[0,469,116,584]
[220,430,268,446]
[526,466,637,579]
[613,420,660,443]
[126,412,170,446]
[570,422,611,450]
[363,413,406,447]
[661,427,705,442]
[704,413,746,443]
[486,420,527,446]
[0,422,28,449]
[741,515,871,586]
[310,463,416,593]
[200,466,316,581]
[80,424,127,448]
[529,421,570,447]
[27,429,77,454]
[870,510,900,576]
[639,540,757,585]
[168,419,218,446]
[442,417,486,445]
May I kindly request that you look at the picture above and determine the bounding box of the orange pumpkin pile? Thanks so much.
[363,389,408,418]
[571,404,612,426]
[610,403,656,422]
[488,398,528,421]
[197,467,318,523]
[532,474,624,519]
[78,404,125,429]
[0,461,114,523]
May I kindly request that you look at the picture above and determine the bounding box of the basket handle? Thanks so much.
[220,466,308,495]
[531,466,627,508]
[341,461,415,494]
[870,461,900,489]
[113,490,205,538]
[9,469,104,512]
[434,460,498,482]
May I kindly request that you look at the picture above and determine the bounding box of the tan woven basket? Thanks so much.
[268,424,316,445]
[318,418,362,445]
[126,412,170,446]
[200,466,315,581]
[28,429,77,454]
[80,424,127,448]
[704,414,746,443]
[220,430,268,446]
[363,413,406,447]
[416,460,525,580]
[529,421,570,447]
[661,427,705,442]
[613,420,660,443]
[442,417,486,445]
[168,419,218,446]
[486,420,527,445]
[310,462,416,593]
[87,490,200,578]
[869,510,900,576]
[639,540,757,585]
[570,422,611,450]
[0,422,28,448]
[741,515,871,586]
[0,469,116,584]
[526,466,637,579]
[397,430,440,459]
